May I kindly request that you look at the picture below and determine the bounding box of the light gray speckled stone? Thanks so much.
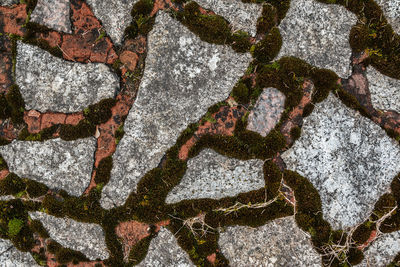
[29,212,109,260]
[0,239,39,267]
[31,0,72,33]
[367,66,400,112]
[195,0,262,36]
[281,93,400,229]
[166,149,264,204]
[0,138,96,196]
[86,0,138,44]
[219,216,321,266]
[278,0,357,78]
[375,0,400,34]
[100,11,251,209]
[0,0,18,6]
[360,231,400,267]
[246,87,285,137]
[16,42,118,113]
[137,227,194,267]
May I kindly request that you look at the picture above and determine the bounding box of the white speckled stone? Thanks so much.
[278,0,357,78]
[31,0,72,33]
[29,211,109,260]
[0,239,39,267]
[166,149,264,204]
[375,0,400,34]
[367,66,400,112]
[100,11,251,209]
[16,42,118,113]
[219,216,321,266]
[281,93,400,229]
[86,0,139,44]
[0,0,18,6]
[360,231,400,267]
[0,138,96,196]
[195,0,262,36]
[137,227,194,267]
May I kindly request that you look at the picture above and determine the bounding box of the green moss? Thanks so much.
[302,103,314,117]
[0,156,8,170]
[94,156,113,185]
[311,69,338,103]
[372,193,396,219]
[231,31,251,53]
[84,98,116,125]
[252,27,282,63]
[5,84,25,124]
[352,221,374,245]
[128,235,153,265]
[56,247,88,264]
[25,179,48,198]
[347,247,364,265]
[349,24,369,53]
[0,94,11,120]
[232,81,249,104]
[0,137,10,146]
[59,120,96,141]
[335,88,371,119]
[131,0,154,17]
[290,126,301,141]
[256,4,277,34]
[263,161,281,199]
[0,173,25,196]
[42,195,64,217]
[8,218,24,237]
[29,219,49,238]
[11,225,34,252]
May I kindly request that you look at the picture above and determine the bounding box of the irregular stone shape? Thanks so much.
[375,0,400,34]
[16,42,118,113]
[0,138,96,196]
[246,87,285,137]
[166,149,264,203]
[219,216,321,266]
[138,227,194,266]
[29,211,109,260]
[360,230,400,267]
[277,0,356,78]
[367,66,400,112]
[0,238,39,266]
[195,0,262,36]
[30,0,72,33]
[281,93,400,229]
[0,0,18,6]
[86,0,138,44]
[100,11,251,209]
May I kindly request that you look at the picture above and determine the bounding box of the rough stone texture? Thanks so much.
[195,0,262,36]
[360,231,400,267]
[86,0,138,44]
[0,239,39,267]
[246,87,285,137]
[219,216,321,266]
[29,211,109,260]
[281,93,400,229]
[31,0,72,33]
[278,0,357,78]
[138,227,194,267]
[367,66,400,112]
[375,0,400,34]
[0,138,96,196]
[0,0,18,6]
[166,149,264,203]
[100,11,251,209]
[16,42,118,113]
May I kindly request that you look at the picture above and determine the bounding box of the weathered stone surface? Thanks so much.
[166,149,264,203]
[0,138,96,196]
[16,42,118,113]
[195,0,262,36]
[367,66,400,112]
[0,0,18,6]
[86,0,138,44]
[360,231,400,267]
[278,0,356,78]
[219,216,321,266]
[29,211,109,260]
[375,0,400,34]
[100,11,251,209]
[281,93,400,229]
[138,227,194,266]
[31,0,72,33]
[246,87,285,137]
[0,239,39,266]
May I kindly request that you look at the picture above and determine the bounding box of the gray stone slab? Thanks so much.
[166,149,264,204]
[30,0,72,33]
[100,11,251,209]
[360,231,400,267]
[0,239,39,267]
[0,138,96,196]
[29,211,109,260]
[0,0,18,6]
[246,87,285,137]
[367,66,400,112]
[281,93,400,229]
[375,0,400,34]
[195,0,262,36]
[137,227,194,267]
[86,0,138,44]
[219,216,321,266]
[16,42,118,113]
[277,0,357,78]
